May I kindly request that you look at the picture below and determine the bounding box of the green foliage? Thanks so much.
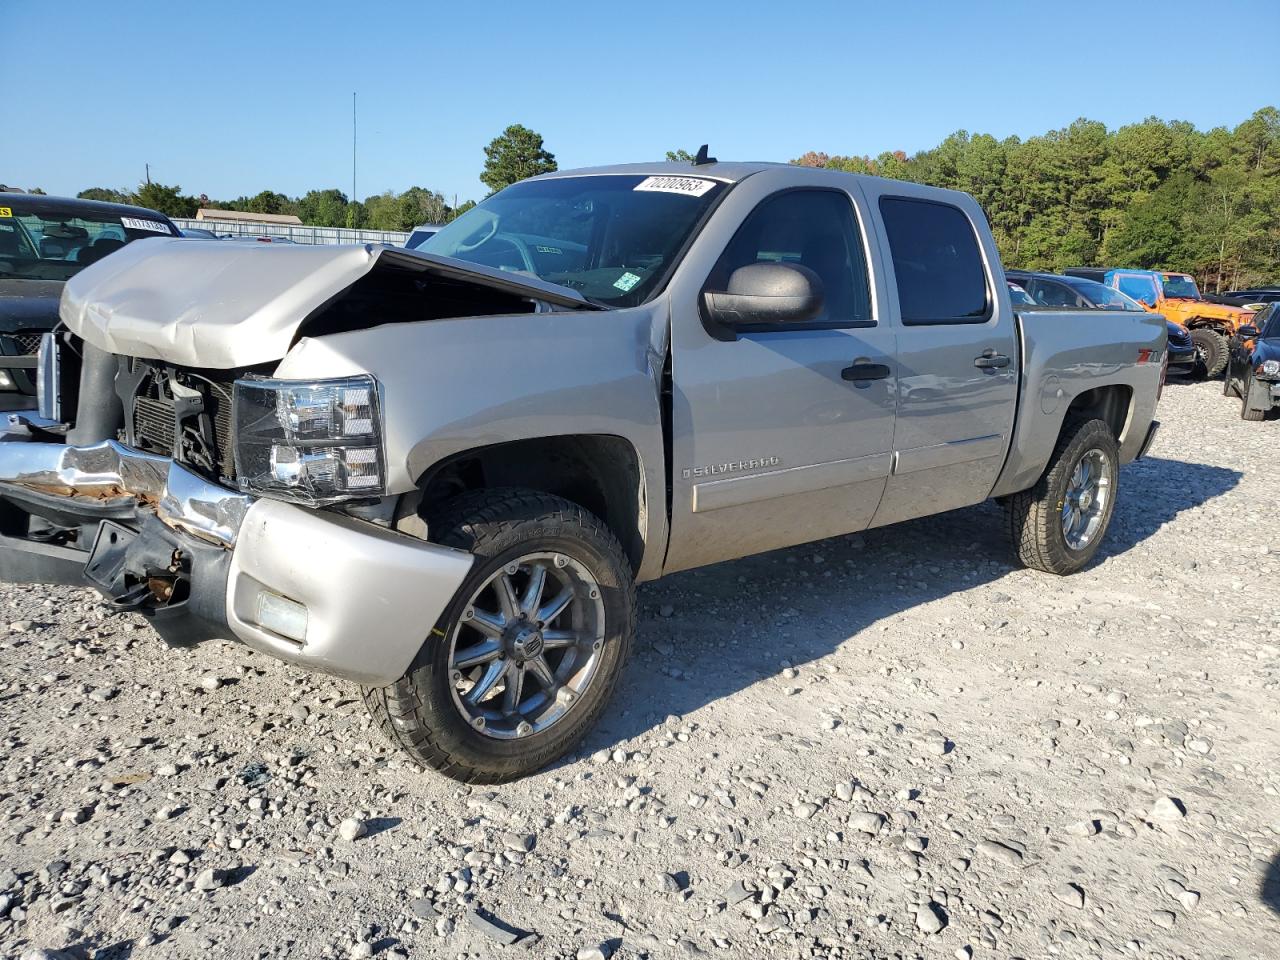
[77,187,133,204]
[665,149,695,163]
[481,124,557,194]
[448,199,477,222]
[134,182,198,218]
[295,189,350,228]
[793,107,1280,288]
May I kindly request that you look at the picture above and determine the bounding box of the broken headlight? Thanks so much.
[233,375,385,504]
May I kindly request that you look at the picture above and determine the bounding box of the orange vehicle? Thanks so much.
[1066,268,1256,378]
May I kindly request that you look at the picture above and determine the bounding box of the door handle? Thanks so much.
[841,362,891,382]
[974,351,1011,369]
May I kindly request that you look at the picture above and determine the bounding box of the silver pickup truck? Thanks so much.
[0,160,1164,781]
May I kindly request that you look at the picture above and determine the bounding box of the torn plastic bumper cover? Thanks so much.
[0,436,473,685]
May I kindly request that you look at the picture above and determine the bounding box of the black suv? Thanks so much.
[0,193,178,410]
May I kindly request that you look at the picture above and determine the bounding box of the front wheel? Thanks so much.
[1008,418,1120,575]
[363,489,635,783]
[1190,328,1228,379]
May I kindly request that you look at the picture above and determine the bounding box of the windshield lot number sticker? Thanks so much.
[121,217,172,234]
[0,208,10,217]
[634,176,715,197]
[614,272,642,292]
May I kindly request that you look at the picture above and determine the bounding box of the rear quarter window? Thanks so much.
[879,197,990,325]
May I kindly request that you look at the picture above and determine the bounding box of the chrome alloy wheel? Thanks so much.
[447,552,605,740]
[1061,448,1112,550]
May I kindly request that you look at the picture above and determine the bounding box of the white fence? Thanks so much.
[171,219,409,246]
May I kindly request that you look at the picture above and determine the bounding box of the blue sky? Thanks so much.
[4,0,1275,204]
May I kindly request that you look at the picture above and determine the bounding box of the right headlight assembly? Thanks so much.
[233,375,385,505]
[1259,359,1280,378]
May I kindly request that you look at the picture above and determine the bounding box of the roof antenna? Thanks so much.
[692,144,717,166]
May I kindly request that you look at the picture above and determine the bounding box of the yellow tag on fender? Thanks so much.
[0,207,11,217]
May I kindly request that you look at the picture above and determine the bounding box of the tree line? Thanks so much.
[788,106,1280,291]
[9,110,1277,287]
[54,124,558,232]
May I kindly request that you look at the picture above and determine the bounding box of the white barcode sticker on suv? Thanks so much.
[121,217,172,234]
[633,176,716,197]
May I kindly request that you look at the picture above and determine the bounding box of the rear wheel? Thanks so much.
[363,488,635,783]
[1008,418,1119,576]
[1190,328,1228,379]
[1241,371,1266,421]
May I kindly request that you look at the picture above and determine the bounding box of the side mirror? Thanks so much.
[1237,325,1259,339]
[703,262,824,338]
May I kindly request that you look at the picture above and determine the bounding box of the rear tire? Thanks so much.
[363,488,635,783]
[1190,328,1228,379]
[1241,372,1266,421]
[1008,418,1119,576]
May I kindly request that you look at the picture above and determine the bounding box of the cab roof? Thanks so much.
[0,192,174,224]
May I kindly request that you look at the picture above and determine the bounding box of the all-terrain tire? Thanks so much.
[1241,372,1266,421]
[1007,418,1120,576]
[362,488,635,783]
[1191,327,1229,379]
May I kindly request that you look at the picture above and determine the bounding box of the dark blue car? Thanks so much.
[1225,302,1280,421]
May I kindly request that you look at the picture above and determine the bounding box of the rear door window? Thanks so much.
[878,198,990,324]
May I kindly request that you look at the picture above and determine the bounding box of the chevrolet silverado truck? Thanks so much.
[0,161,1165,782]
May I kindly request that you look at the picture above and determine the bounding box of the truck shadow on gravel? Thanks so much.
[579,456,1240,756]
[1264,854,1280,917]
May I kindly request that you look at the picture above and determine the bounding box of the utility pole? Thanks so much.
[352,92,357,204]
[145,163,151,185]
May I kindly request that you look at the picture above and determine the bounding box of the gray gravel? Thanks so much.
[1,378,1278,959]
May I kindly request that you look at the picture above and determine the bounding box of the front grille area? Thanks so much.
[3,332,44,356]
[124,362,239,482]
[134,396,177,452]
[1169,327,1192,348]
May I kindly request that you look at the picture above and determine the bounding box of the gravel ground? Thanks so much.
[2,377,1278,960]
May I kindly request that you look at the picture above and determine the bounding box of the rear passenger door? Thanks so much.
[863,188,1019,527]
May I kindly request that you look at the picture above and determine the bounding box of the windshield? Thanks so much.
[1007,282,1036,305]
[0,201,175,281]
[1162,274,1200,299]
[1260,304,1280,339]
[1063,276,1145,311]
[420,174,727,306]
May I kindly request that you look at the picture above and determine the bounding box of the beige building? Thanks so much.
[195,208,302,225]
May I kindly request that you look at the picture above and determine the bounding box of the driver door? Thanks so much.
[663,177,897,573]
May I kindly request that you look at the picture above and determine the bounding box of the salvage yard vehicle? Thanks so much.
[1006,270,1196,369]
[0,160,1165,782]
[0,193,178,411]
[1066,267,1255,379]
[1224,302,1280,421]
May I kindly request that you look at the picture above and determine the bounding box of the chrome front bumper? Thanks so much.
[0,424,472,685]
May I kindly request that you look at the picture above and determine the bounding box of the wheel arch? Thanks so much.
[1061,383,1134,446]
[403,434,650,579]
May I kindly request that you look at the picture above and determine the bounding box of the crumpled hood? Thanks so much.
[60,238,592,369]
[0,279,63,330]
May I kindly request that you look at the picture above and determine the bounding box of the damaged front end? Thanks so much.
[0,238,575,683]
